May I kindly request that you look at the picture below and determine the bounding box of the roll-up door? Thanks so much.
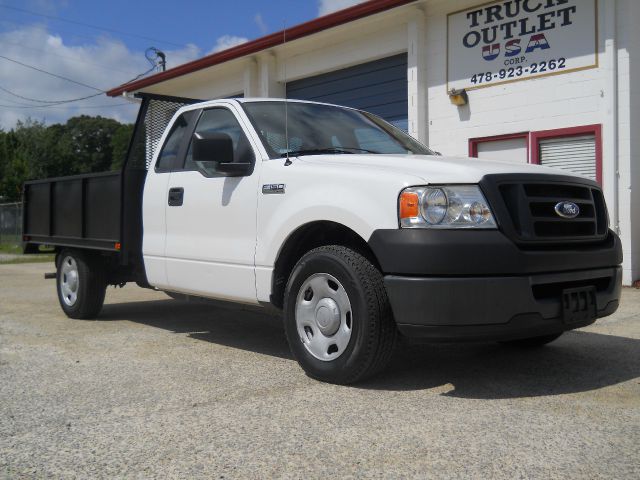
[539,135,597,181]
[286,54,408,131]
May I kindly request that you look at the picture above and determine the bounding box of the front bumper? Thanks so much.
[384,267,621,341]
[369,229,623,341]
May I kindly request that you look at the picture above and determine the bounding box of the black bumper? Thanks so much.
[369,229,623,341]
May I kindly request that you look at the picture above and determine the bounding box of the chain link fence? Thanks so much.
[0,202,22,246]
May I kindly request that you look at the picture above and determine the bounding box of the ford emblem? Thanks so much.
[555,201,580,219]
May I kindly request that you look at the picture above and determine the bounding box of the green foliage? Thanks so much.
[110,123,135,170]
[0,115,134,202]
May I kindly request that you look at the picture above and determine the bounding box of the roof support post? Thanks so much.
[258,54,285,98]
[244,59,259,97]
[407,8,428,144]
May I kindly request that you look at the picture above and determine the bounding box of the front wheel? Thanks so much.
[56,250,107,319]
[283,246,397,384]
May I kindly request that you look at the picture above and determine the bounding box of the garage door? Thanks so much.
[539,135,597,182]
[286,54,408,131]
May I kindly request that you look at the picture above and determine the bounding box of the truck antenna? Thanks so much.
[283,22,292,166]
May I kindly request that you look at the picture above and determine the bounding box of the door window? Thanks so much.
[155,112,193,172]
[184,108,255,176]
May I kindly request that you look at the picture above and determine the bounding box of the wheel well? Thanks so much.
[270,221,379,309]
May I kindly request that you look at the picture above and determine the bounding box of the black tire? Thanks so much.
[283,245,397,384]
[56,249,107,319]
[501,332,563,348]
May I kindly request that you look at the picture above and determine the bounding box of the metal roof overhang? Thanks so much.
[106,0,417,97]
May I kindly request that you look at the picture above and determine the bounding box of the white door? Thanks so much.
[142,111,195,290]
[476,137,528,164]
[164,106,261,304]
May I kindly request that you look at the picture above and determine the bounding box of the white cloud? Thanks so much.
[254,13,268,34]
[208,35,249,54]
[318,0,367,16]
[0,24,201,129]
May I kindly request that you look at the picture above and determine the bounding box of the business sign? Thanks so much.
[447,0,597,91]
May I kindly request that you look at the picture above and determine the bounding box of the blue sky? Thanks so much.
[2,1,320,55]
[0,0,364,128]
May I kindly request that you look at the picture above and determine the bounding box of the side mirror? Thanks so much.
[192,132,234,164]
[217,162,252,174]
[191,132,252,177]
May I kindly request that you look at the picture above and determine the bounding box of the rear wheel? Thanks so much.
[283,245,397,384]
[56,250,107,319]
[501,332,563,347]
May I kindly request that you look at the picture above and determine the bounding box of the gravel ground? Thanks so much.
[1,262,639,479]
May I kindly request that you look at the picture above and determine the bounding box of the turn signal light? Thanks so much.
[399,191,420,219]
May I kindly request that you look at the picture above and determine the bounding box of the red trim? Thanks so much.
[106,0,417,97]
[530,124,602,185]
[468,132,530,159]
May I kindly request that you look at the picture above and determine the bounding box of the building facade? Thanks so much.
[108,0,640,285]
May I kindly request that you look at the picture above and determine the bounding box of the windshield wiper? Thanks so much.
[337,147,380,154]
[281,146,379,157]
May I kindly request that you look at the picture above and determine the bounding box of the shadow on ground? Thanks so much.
[100,299,640,399]
[101,299,291,360]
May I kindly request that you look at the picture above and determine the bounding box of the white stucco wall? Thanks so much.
[615,0,640,285]
[425,0,605,153]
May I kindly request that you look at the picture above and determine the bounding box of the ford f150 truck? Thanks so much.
[22,97,622,384]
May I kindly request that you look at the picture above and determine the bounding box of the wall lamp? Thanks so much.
[448,88,468,106]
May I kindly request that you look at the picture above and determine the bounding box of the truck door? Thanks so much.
[142,110,196,290]
[164,105,261,303]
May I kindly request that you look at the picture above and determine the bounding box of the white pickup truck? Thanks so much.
[22,98,622,384]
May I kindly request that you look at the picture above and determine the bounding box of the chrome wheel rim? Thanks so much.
[60,256,79,307]
[295,273,353,361]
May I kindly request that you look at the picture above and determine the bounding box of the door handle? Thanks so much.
[168,187,184,206]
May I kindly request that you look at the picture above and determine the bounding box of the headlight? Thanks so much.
[399,185,497,229]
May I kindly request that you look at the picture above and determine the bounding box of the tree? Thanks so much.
[110,123,135,170]
[0,120,48,202]
[59,115,122,174]
[0,115,134,202]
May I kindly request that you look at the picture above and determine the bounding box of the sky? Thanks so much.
[0,0,366,129]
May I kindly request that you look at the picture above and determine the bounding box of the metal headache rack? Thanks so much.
[22,94,199,264]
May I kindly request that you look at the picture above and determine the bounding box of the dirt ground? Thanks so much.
[1,262,639,479]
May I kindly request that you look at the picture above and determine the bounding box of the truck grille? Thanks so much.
[480,175,609,245]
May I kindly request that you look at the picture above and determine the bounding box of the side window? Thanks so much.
[184,108,255,176]
[155,112,192,172]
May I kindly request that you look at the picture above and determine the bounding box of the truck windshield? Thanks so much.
[241,101,435,158]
